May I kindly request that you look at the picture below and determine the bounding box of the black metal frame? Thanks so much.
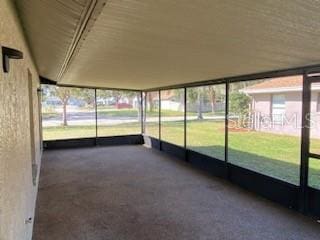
[143,66,320,219]
[141,91,144,134]
[158,88,186,150]
[184,87,187,152]
[41,64,320,219]
[94,89,98,144]
[300,72,311,212]
[43,135,144,150]
[142,90,161,140]
[144,64,320,92]
[41,82,144,139]
[300,72,320,216]
[158,90,161,141]
[145,136,300,209]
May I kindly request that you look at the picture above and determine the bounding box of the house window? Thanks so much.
[272,94,285,124]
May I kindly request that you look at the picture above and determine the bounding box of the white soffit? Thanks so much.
[14,0,106,81]
[16,0,320,90]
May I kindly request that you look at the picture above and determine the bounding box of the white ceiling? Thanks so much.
[15,0,320,90]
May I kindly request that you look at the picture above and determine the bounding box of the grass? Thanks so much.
[151,120,320,188]
[43,119,320,188]
[42,108,223,119]
[43,123,141,140]
[97,109,139,117]
[42,108,188,119]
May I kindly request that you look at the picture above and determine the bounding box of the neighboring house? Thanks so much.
[160,90,184,111]
[96,97,114,105]
[97,95,138,109]
[242,75,320,138]
[161,99,183,111]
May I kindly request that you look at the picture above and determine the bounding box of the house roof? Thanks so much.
[243,75,320,94]
[246,76,302,90]
[242,75,305,94]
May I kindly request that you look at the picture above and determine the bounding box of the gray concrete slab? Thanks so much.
[33,145,320,240]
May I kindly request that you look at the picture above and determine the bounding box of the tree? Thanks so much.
[41,85,52,102]
[205,85,226,114]
[98,90,142,121]
[113,92,122,106]
[197,88,204,119]
[42,85,72,126]
[121,91,141,121]
[54,87,72,126]
[136,93,142,122]
[97,90,122,106]
[229,92,251,128]
[187,87,204,119]
[46,86,95,127]
[73,88,95,106]
[207,86,216,113]
[147,92,159,112]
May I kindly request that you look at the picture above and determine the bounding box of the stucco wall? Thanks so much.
[251,93,271,115]
[0,1,41,240]
[251,92,302,136]
[251,91,320,138]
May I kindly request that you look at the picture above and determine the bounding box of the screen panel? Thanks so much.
[41,85,95,140]
[160,89,185,146]
[145,91,159,138]
[228,76,302,185]
[309,82,320,155]
[186,84,226,160]
[309,158,320,190]
[97,89,141,136]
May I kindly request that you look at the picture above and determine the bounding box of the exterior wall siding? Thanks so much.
[251,91,320,139]
[0,1,41,240]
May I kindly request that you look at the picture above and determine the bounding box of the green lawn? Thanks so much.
[144,122,159,139]
[43,123,141,140]
[42,108,190,119]
[43,119,320,189]
[154,120,320,188]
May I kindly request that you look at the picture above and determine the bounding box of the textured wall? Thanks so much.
[251,92,304,137]
[0,0,41,240]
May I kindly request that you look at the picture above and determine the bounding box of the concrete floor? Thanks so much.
[33,145,320,240]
